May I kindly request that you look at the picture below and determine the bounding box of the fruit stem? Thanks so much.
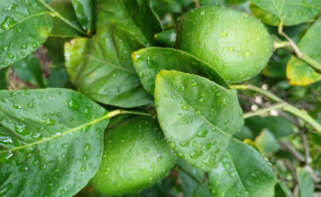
[273,41,291,49]
[278,20,321,73]
[231,84,321,133]
[243,104,284,119]
[37,0,87,36]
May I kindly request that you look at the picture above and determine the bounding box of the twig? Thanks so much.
[278,20,321,73]
[279,141,305,163]
[298,128,310,164]
[284,159,298,185]
[230,84,321,133]
[243,104,284,119]
[273,40,291,50]
[193,0,200,7]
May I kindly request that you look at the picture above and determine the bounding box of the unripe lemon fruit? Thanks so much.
[176,7,273,83]
[91,117,176,196]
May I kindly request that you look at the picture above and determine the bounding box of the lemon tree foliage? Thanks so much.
[1,0,321,196]
[0,0,53,68]
[287,18,321,85]
[251,0,321,26]
[0,89,109,197]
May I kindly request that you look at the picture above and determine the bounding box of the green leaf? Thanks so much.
[0,89,109,197]
[0,67,9,89]
[177,159,211,197]
[155,70,243,171]
[233,126,253,140]
[250,3,280,26]
[150,0,194,17]
[45,38,70,87]
[274,182,291,197]
[297,168,314,197]
[13,54,45,88]
[49,0,81,38]
[132,47,227,95]
[0,0,53,68]
[255,129,280,154]
[153,29,176,47]
[250,0,321,26]
[209,139,276,197]
[245,116,294,138]
[287,18,321,86]
[65,0,162,107]
[71,0,93,33]
[97,0,162,46]
[200,0,225,6]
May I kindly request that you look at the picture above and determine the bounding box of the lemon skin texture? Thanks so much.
[91,117,176,196]
[176,7,273,83]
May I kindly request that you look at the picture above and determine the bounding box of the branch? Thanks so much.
[278,141,305,163]
[243,104,284,119]
[230,84,321,133]
[278,20,321,73]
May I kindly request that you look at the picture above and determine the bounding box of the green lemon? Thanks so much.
[91,117,176,196]
[176,7,273,83]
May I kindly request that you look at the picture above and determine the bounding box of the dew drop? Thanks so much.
[0,16,16,31]
[85,143,91,151]
[181,105,188,110]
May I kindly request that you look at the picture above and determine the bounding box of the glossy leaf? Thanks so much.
[0,89,109,197]
[49,0,81,38]
[72,0,93,33]
[250,4,280,26]
[274,182,291,197]
[297,168,314,197]
[245,116,294,138]
[250,0,321,26]
[13,54,45,88]
[200,0,225,6]
[209,139,276,197]
[177,159,211,197]
[233,126,253,140]
[0,0,53,68]
[150,0,193,17]
[287,18,321,86]
[153,29,176,47]
[65,0,162,107]
[155,70,243,171]
[255,129,280,154]
[132,47,227,95]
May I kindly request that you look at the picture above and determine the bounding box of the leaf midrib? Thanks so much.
[0,113,109,154]
[0,11,51,35]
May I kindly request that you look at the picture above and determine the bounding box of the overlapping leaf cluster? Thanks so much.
[1,0,321,196]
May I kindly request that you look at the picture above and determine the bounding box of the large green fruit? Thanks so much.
[176,7,273,83]
[91,117,176,196]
